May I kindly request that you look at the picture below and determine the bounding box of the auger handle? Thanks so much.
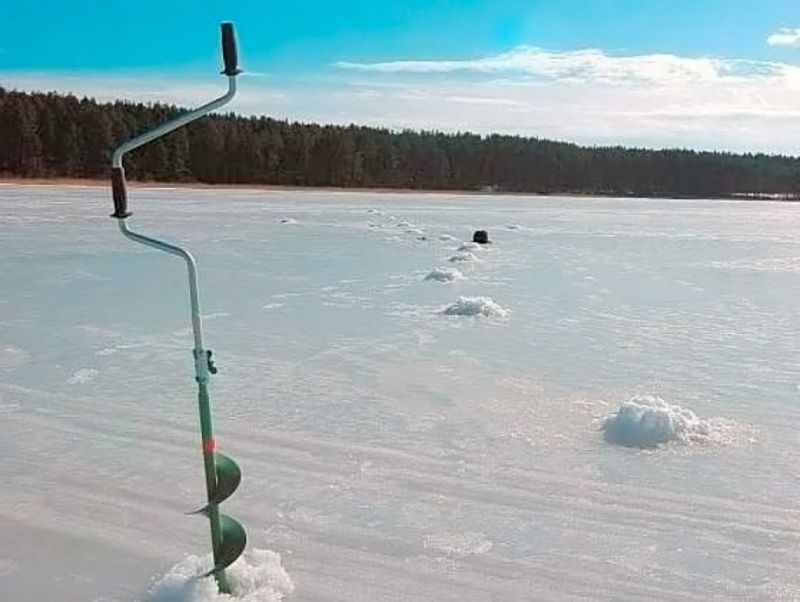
[221,22,241,76]
[110,168,130,218]
[109,22,241,219]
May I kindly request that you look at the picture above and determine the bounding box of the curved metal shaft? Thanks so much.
[117,220,208,376]
[112,77,237,169]
[114,75,238,380]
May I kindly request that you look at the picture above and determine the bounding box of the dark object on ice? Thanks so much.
[472,230,490,244]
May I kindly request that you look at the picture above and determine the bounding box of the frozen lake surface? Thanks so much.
[2,184,800,601]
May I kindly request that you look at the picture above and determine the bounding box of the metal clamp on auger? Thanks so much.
[108,22,245,595]
[207,349,218,375]
[194,349,219,377]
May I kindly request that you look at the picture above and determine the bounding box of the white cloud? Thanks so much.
[4,43,800,155]
[767,27,800,47]
[335,47,787,85]
[329,47,800,153]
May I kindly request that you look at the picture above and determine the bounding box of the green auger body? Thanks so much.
[197,375,246,591]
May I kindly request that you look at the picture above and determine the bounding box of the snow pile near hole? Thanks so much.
[147,549,293,602]
[603,395,724,448]
[443,296,508,318]
[448,251,479,263]
[457,242,483,252]
[425,268,465,283]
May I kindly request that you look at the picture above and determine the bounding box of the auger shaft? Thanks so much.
[108,23,246,594]
[198,381,227,591]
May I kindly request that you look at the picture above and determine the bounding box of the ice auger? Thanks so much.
[108,22,246,594]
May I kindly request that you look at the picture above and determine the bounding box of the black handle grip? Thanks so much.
[111,167,131,219]
[221,22,241,76]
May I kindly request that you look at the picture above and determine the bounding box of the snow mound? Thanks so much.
[443,296,508,318]
[603,395,724,448]
[439,234,457,241]
[457,242,482,252]
[279,218,297,225]
[425,268,465,283]
[448,251,479,263]
[405,228,425,236]
[147,549,294,602]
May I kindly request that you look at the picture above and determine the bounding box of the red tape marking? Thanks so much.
[202,437,216,453]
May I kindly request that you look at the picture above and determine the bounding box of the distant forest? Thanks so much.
[1,86,799,198]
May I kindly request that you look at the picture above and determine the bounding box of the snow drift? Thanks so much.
[603,395,722,448]
[147,549,293,602]
[457,242,482,252]
[443,296,508,318]
[448,251,479,263]
[425,268,465,283]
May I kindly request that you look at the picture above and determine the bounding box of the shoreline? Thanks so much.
[0,177,527,197]
[0,177,796,202]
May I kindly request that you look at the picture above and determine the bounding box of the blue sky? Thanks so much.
[3,1,800,152]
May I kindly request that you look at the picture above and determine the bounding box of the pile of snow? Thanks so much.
[448,251,479,263]
[405,228,425,236]
[147,549,294,602]
[602,395,720,448]
[425,268,464,283]
[443,296,508,318]
[279,218,297,225]
[457,242,482,252]
[439,234,457,241]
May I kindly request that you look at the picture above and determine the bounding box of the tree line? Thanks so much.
[1,86,799,198]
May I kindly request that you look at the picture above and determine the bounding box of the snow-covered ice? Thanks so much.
[0,185,795,602]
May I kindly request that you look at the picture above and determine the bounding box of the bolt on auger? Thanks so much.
[108,22,245,594]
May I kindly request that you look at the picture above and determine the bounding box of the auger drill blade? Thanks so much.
[211,453,242,505]
[190,452,242,514]
[204,513,247,575]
